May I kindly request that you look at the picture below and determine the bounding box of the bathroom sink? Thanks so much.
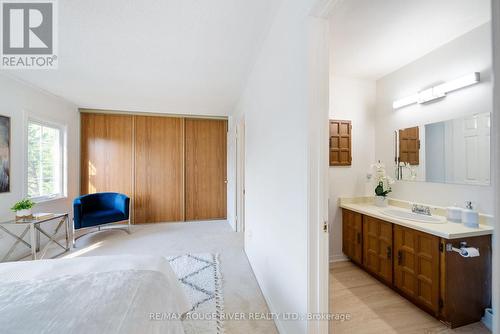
[380,208,446,224]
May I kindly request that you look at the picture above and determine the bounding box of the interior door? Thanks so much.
[457,114,491,184]
[80,113,133,197]
[394,225,440,314]
[185,119,227,220]
[134,116,184,223]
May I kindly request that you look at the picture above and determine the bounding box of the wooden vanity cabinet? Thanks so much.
[363,216,393,284]
[342,209,363,264]
[393,225,440,315]
[439,235,492,328]
[341,209,492,328]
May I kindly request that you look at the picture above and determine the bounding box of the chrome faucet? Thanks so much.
[411,204,431,216]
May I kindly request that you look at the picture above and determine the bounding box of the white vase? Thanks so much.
[374,196,388,207]
[16,209,32,218]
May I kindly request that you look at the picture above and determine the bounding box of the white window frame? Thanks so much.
[24,115,67,203]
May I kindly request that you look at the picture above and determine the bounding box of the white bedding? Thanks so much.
[0,255,191,334]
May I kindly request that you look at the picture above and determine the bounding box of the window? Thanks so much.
[27,120,65,201]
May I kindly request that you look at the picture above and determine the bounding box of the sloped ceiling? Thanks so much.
[330,0,491,80]
[3,0,283,116]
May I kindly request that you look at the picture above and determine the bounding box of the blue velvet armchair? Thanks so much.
[73,192,131,247]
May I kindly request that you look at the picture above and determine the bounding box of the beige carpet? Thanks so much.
[52,221,278,334]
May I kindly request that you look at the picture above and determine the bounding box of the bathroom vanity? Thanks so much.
[340,200,493,328]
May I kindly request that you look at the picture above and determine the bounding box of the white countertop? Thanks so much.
[340,202,494,240]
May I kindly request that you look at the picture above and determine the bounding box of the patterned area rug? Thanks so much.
[167,254,224,334]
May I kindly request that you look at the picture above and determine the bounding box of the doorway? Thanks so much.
[327,1,494,333]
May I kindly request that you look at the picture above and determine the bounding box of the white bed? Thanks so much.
[0,255,191,334]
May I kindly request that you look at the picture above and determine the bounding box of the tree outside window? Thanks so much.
[27,121,64,200]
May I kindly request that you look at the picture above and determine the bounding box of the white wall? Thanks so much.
[0,73,79,260]
[328,76,376,261]
[375,23,494,215]
[226,116,237,231]
[232,0,316,332]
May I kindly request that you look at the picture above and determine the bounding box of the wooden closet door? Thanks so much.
[185,119,227,220]
[81,113,133,196]
[134,116,184,223]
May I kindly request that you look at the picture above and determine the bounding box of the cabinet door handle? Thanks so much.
[397,250,403,265]
[387,246,392,260]
[357,232,361,244]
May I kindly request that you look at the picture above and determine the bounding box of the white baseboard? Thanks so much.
[329,254,348,267]
[243,249,289,334]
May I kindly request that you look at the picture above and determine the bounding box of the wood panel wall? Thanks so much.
[80,112,227,223]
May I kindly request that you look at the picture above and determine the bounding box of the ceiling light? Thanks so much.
[393,72,480,110]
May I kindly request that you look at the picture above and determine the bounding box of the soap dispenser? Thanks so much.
[462,201,479,228]
[446,204,462,223]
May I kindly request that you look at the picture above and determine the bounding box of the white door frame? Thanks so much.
[307,1,332,333]
[491,0,500,332]
[236,118,245,233]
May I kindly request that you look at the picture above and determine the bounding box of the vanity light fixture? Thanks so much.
[434,72,480,94]
[392,94,419,109]
[393,72,480,110]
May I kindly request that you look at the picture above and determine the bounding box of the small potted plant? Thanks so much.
[11,198,36,219]
[372,162,394,207]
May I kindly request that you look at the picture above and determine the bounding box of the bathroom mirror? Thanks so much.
[394,112,491,186]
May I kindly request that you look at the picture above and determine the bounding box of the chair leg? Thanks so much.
[127,219,131,234]
[72,221,76,248]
